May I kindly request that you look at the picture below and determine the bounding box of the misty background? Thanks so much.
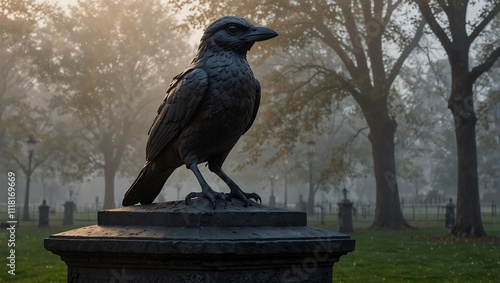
[1,0,499,227]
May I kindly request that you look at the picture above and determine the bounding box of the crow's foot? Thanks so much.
[226,187,261,207]
[185,186,230,209]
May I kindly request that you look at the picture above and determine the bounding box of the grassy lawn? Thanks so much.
[0,213,498,282]
[308,217,500,283]
[0,213,96,283]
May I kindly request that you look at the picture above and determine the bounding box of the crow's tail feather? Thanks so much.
[122,165,174,206]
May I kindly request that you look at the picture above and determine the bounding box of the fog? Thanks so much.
[1,0,498,218]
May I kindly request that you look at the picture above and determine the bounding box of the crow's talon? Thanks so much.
[247,193,261,204]
[185,192,204,205]
[184,187,228,209]
[227,188,261,206]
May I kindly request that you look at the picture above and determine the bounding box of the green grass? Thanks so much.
[308,217,500,283]
[0,214,498,282]
[0,214,96,283]
[1,226,68,283]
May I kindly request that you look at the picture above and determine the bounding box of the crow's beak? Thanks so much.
[246,26,278,42]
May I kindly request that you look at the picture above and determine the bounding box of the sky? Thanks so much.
[53,0,203,44]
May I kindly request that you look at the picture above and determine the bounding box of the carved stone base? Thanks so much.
[45,199,355,282]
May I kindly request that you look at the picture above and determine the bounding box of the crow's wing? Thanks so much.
[243,77,261,134]
[146,68,208,162]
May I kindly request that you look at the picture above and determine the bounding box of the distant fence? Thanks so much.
[282,200,498,221]
[1,200,498,226]
[0,201,99,227]
[397,201,498,221]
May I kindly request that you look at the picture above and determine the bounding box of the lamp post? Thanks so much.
[22,135,37,221]
[307,140,316,216]
[342,188,348,200]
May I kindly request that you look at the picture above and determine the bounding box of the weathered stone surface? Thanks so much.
[98,199,307,227]
[45,198,355,283]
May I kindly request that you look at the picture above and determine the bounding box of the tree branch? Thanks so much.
[416,0,454,53]
[339,1,371,80]
[31,147,57,173]
[1,148,28,176]
[330,71,363,101]
[385,0,403,23]
[468,2,500,44]
[311,21,358,78]
[470,46,500,83]
[435,0,450,14]
[361,0,386,81]
[387,18,426,90]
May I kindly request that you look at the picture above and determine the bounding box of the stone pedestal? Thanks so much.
[45,199,355,283]
[38,200,50,227]
[337,199,354,234]
[268,194,276,207]
[63,201,75,225]
[444,198,455,228]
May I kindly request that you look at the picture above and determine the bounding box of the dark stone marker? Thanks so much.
[38,200,50,227]
[45,199,355,282]
[338,188,354,233]
[63,201,75,226]
[444,198,455,228]
[268,194,276,208]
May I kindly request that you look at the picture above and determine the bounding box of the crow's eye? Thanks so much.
[226,24,238,35]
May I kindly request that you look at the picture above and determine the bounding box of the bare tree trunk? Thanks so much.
[362,99,411,229]
[415,0,500,238]
[449,78,486,237]
[101,131,123,209]
[103,167,116,209]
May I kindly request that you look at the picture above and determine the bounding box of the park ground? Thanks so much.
[0,211,498,283]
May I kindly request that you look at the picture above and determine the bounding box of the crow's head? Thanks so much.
[198,16,278,54]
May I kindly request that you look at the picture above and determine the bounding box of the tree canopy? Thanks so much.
[32,0,192,208]
[171,0,425,228]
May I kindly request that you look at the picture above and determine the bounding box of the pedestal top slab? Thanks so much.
[46,199,354,255]
[98,198,307,227]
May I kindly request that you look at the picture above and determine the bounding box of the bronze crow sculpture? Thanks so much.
[122,16,278,209]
